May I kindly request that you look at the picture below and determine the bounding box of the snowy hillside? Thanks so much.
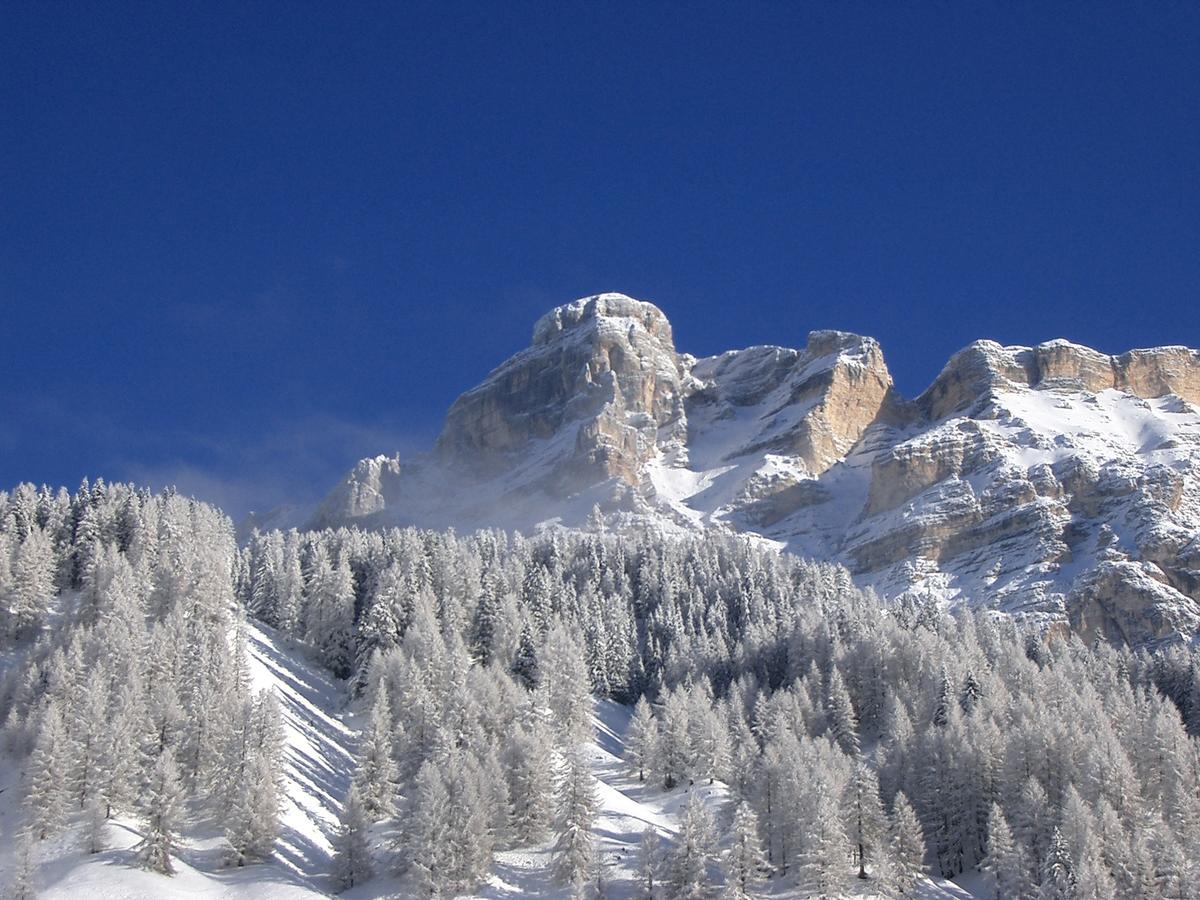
[1,624,979,899]
[0,621,347,899]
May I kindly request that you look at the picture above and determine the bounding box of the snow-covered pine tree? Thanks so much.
[668,792,719,899]
[722,800,767,899]
[353,682,397,818]
[7,826,39,900]
[553,747,598,896]
[626,695,658,783]
[542,623,594,747]
[135,749,185,875]
[844,759,888,880]
[658,687,692,789]
[826,667,860,755]
[504,724,554,843]
[225,748,279,865]
[7,525,55,641]
[332,784,374,890]
[888,790,927,895]
[25,700,71,839]
[792,777,850,896]
[511,623,540,690]
[83,795,107,854]
[638,826,661,899]
[983,803,1032,900]
[1039,828,1076,900]
[405,760,453,897]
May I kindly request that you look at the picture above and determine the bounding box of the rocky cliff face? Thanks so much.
[317,293,1200,646]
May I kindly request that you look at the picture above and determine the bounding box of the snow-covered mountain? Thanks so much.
[316,293,1200,646]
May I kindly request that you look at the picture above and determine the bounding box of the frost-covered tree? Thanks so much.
[1038,828,1075,900]
[7,526,55,641]
[332,784,374,890]
[553,748,598,895]
[793,780,850,897]
[722,800,767,899]
[83,796,107,854]
[845,759,888,880]
[25,701,71,839]
[826,667,860,755]
[7,826,39,900]
[505,724,554,843]
[668,793,718,899]
[353,683,397,818]
[135,750,185,875]
[405,760,453,897]
[225,749,279,865]
[658,687,692,789]
[542,623,593,747]
[983,803,1031,900]
[638,826,662,899]
[888,790,926,895]
[627,695,658,783]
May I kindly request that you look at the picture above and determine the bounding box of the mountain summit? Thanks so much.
[316,293,1200,646]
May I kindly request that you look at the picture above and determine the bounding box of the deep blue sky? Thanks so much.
[3,3,1199,517]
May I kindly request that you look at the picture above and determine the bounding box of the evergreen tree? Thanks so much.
[826,667,860,755]
[225,750,279,865]
[7,826,39,900]
[722,800,767,899]
[668,793,718,899]
[353,683,398,818]
[793,783,850,896]
[332,784,374,890]
[1038,828,1076,900]
[983,803,1032,900]
[406,760,453,897]
[844,760,888,880]
[932,667,952,727]
[135,750,185,875]
[542,623,593,747]
[505,724,554,843]
[553,748,598,895]
[511,624,539,690]
[83,796,107,854]
[889,791,927,895]
[638,826,662,899]
[25,702,71,839]
[627,695,659,783]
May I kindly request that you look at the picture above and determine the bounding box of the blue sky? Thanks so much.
[2,3,1198,517]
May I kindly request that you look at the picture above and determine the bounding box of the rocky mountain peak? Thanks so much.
[531,292,674,348]
[435,293,686,491]
[317,293,1200,647]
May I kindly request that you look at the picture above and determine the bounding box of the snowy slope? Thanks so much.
[1,632,985,899]
[0,622,353,899]
[345,700,980,900]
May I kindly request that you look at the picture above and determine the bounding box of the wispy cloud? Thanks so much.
[113,413,436,522]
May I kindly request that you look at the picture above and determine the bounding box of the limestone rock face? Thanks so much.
[921,339,1200,419]
[314,454,401,524]
[317,294,1200,646]
[435,294,686,491]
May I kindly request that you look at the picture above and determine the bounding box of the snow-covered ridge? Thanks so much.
[316,293,1200,646]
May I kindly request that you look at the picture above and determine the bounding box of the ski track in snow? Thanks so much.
[1,628,982,898]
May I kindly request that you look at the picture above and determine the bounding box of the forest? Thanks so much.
[2,479,1199,898]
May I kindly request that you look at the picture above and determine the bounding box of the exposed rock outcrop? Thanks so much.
[435,294,686,491]
[317,293,1200,646]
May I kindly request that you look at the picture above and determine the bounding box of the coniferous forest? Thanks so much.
[2,479,1200,898]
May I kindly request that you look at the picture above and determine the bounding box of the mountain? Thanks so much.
[315,293,1200,646]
